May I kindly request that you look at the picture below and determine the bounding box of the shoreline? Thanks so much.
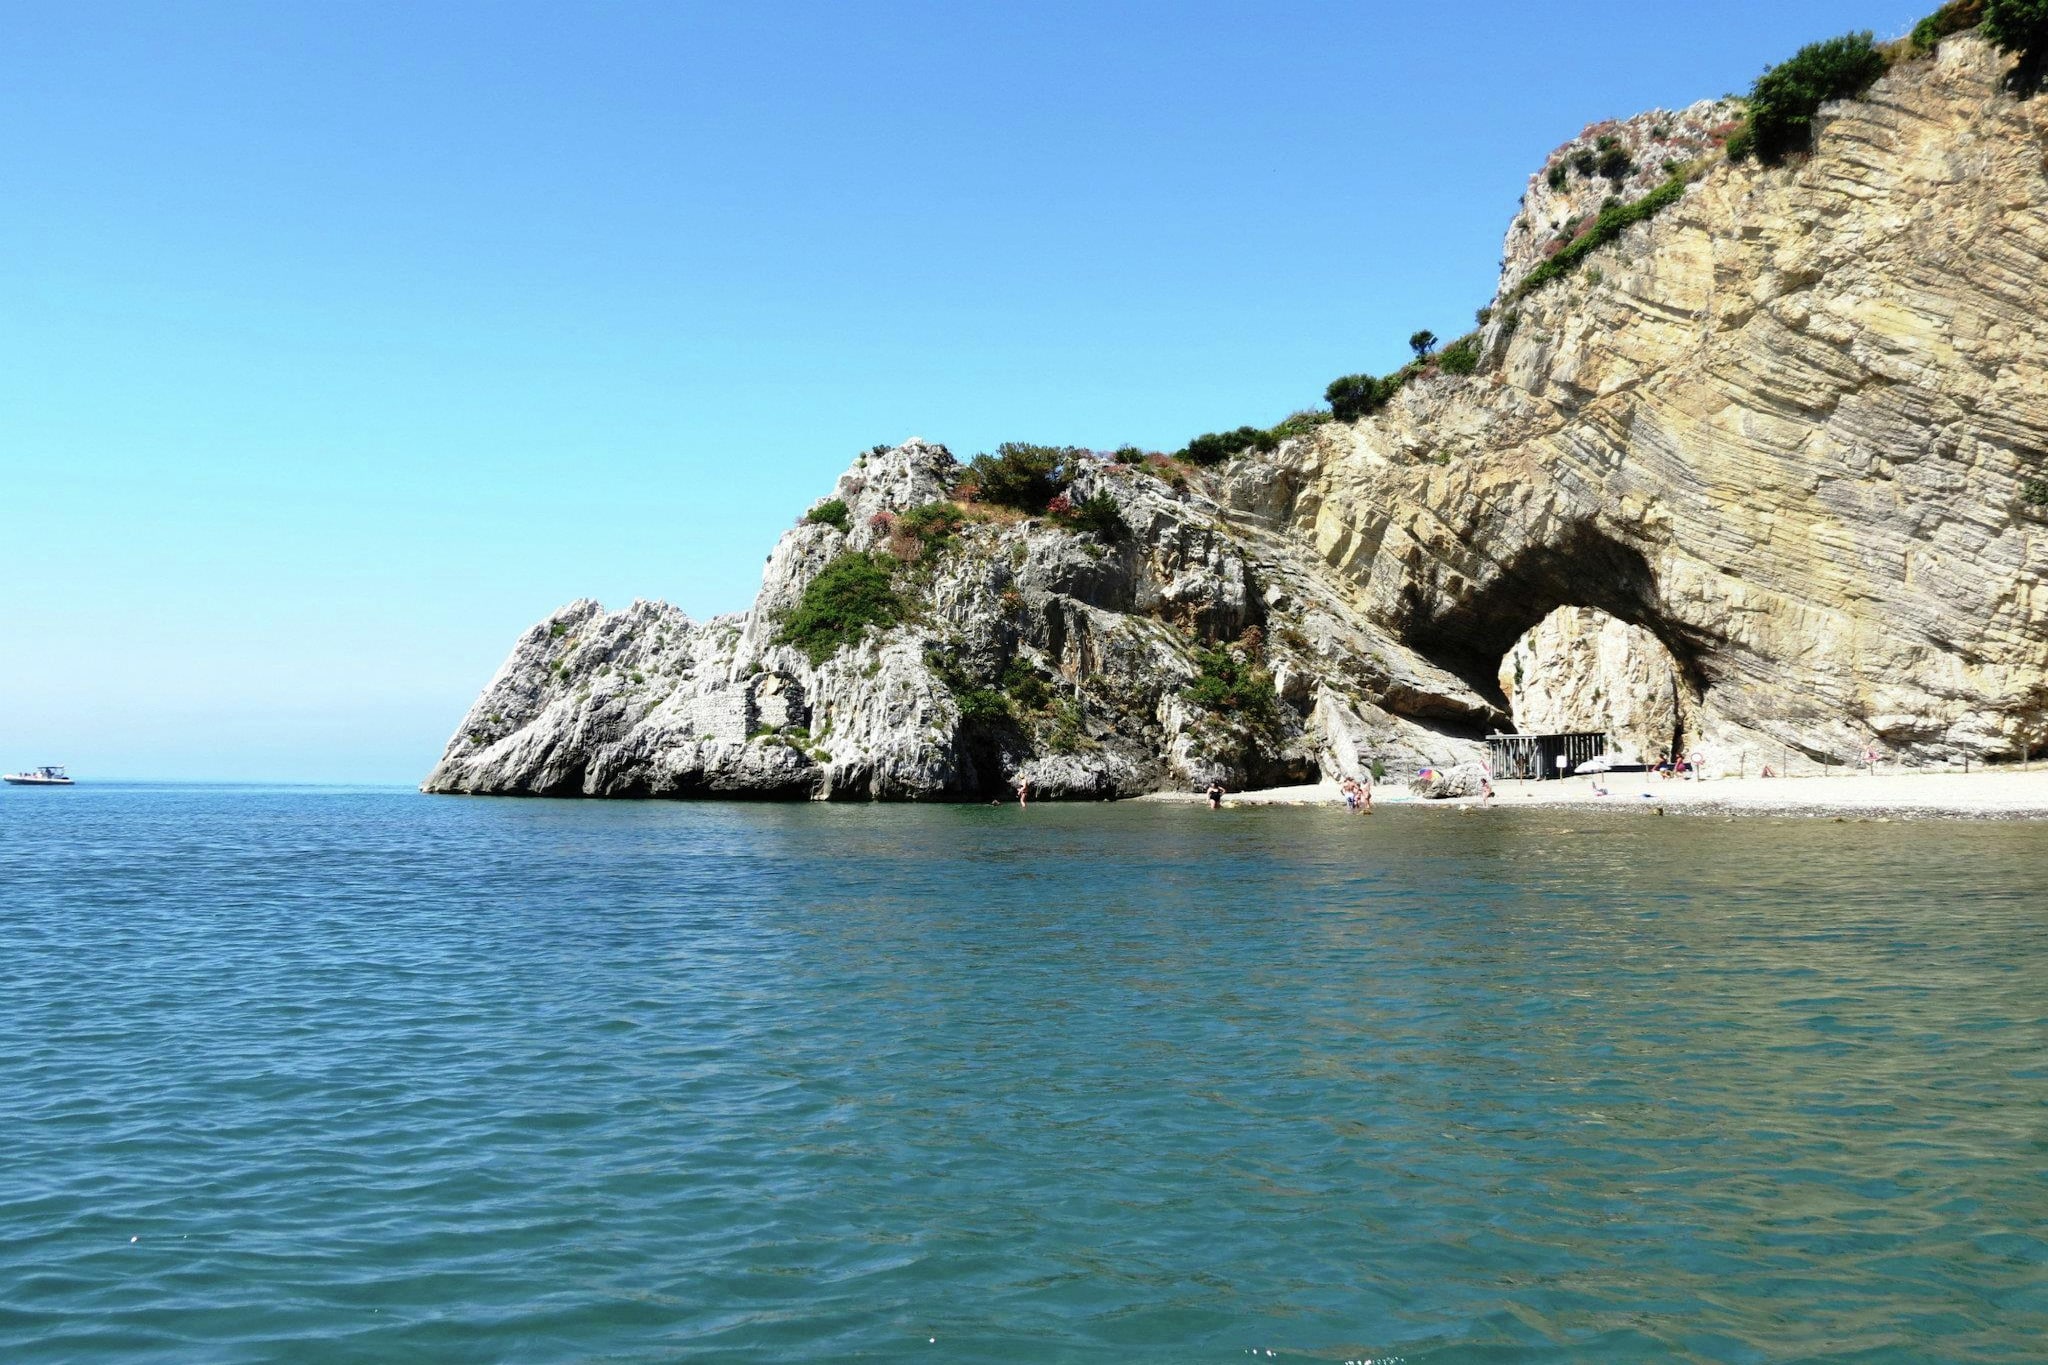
[1136,769,2048,820]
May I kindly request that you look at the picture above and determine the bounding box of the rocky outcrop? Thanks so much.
[1238,37,2048,770]
[1501,607,1684,764]
[1409,762,1490,800]
[1499,98,1743,297]
[429,35,2048,798]
[424,441,1495,799]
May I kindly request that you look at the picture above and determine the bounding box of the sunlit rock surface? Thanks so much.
[431,38,2048,798]
[424,441,1494,800]
[1245,37,2047,769]
[1501,607,1682,764]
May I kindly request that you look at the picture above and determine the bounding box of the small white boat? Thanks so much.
[4,765,74,786]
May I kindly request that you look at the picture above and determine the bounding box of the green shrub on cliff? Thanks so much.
[1912,0,1985,52]
[1057,491,1129,540]
[1178,411,1330,465]
[1437,334,1482,376]
[1516,173,1687,296]
[804,498,850,530]
[1002,658,1054,711]
[1324,373,1375,422]
[1326,371,1406,422]
[953,687,1011,724]
[1733,32,1890,163]
[874,501,969,564]
[924,646,1027,727]
[1180,425,1278,466]
[1183,645,1279,726]
[1269,409,1332,439]
[776,551,903,663]
[1984,0,2048,79]
[897,500,965,542]
[962,443,1082,511]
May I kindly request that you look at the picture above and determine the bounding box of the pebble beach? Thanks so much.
[1142,768,2048,818]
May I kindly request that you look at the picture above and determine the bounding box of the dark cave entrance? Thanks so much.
[1398,523,1708,760]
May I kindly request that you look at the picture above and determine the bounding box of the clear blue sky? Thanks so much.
[4,0,1930,782]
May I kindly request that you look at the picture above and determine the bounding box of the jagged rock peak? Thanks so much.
[424,439,1494,800]
[1497,97,1743,299]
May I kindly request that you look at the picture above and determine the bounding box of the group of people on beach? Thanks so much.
[1653,749,1705,779]
[1339,774,1373,813]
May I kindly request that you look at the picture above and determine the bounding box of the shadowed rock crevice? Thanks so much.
[1397,524,1709,710]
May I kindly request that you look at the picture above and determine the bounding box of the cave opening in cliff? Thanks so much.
[1399,525,1707,763]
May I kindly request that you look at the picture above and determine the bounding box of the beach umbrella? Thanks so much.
[1574,755,1615,774]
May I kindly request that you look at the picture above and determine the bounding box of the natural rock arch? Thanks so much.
[1391,522,1710,720]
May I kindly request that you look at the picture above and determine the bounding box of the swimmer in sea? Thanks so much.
[1206,782,1224,810]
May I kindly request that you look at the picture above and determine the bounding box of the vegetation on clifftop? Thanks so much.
[804,498,850,530]
[1727,32,1889,162]
[954,443,1130,539]
[1177,410,1330,466]
[1913,0,1986,52]
[1516,174,1690,295]
[961,443,1074,511]
[1983,0,2048,81]
[776,551,904,663]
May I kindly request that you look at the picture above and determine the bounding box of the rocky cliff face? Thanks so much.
[1500,607,1684,764]
[429,35,2047,799]
[1240,36,2047,771]
[424,440,1494,799]
[1499,97,1743,297]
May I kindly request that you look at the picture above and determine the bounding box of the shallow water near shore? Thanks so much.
[4,785,2045,1361]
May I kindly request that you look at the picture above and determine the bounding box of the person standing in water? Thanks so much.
[1015,775,1029,807]
[1205,782,1224,810]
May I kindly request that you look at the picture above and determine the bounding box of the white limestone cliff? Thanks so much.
[423,440,1491,799]
[429,35,2048,799]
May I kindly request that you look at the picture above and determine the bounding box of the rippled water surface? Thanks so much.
[3,785,2045,1362]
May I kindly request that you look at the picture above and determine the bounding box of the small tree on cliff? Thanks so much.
[1911,0,1986,52]
[1984,0,2048,86]
[961,443,1078,511]
[1408,329,1438,359]
[1735,32,1889,163]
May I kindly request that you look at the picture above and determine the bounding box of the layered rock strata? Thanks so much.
[1236,37,2047,770]
[430,35,2048,798]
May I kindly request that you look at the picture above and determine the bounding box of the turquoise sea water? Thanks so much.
[3,785,2045,1362]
